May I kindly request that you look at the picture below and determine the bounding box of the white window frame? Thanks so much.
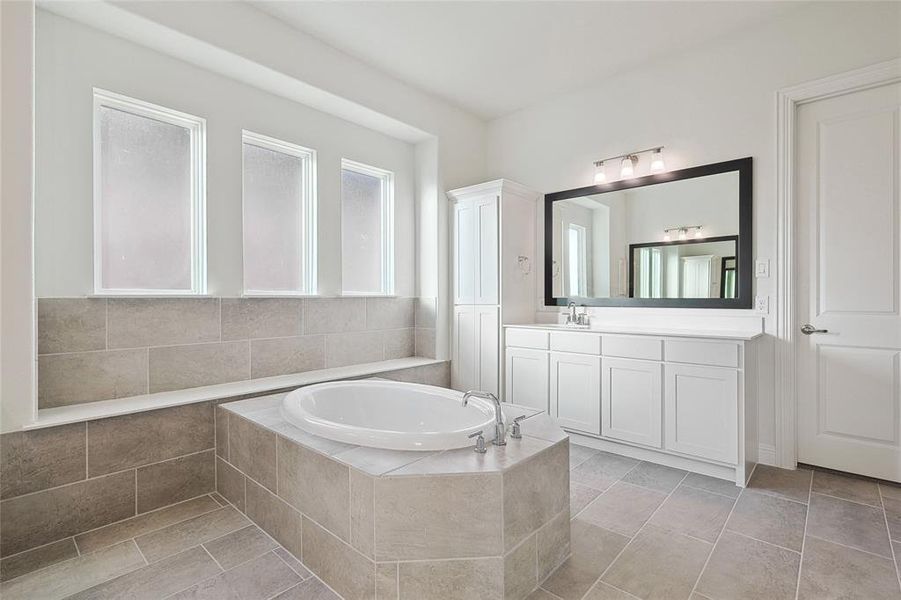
[340,158,395,296]
[241,131,318,296]
[92,88,207,295]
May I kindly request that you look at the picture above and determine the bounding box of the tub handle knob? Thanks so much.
[510,415,527,439]
[468,430,488,454]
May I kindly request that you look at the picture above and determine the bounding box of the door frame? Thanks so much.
[775,58,901,469]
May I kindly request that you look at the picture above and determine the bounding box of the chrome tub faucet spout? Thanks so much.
[462,390,506,446]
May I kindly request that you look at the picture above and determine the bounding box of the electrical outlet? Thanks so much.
[755,295,769,313]
[755,259,770,278]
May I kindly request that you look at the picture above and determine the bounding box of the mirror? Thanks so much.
[545,157,752,308]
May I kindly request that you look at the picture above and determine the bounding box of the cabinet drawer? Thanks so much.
[550,332,601,355]
[665,339,740,368]
[505,328,549,350]
[603,335,662,361]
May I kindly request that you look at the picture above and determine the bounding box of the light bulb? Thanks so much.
[620,155,635,178]
[694,227,703,239]
[663,232,671,242]
[593,162,606,184]
[678,229,687,241]
[650,148,666,173]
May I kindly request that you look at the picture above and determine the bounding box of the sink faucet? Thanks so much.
[462,391,506,446]
[566,301,578,325]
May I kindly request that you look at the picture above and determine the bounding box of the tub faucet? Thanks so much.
[462,390,506,446]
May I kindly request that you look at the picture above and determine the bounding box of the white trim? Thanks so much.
[340,158,395,296]
[241,130,318,296]
[775,58,901,469]
[92,88,207,295]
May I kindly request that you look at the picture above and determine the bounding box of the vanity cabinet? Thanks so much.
[504,325,760,485]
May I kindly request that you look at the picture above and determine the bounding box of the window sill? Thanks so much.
[27,357,444,430]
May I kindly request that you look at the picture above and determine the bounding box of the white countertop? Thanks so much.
[504,323,764,341]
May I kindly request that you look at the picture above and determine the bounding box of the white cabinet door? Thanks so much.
[452,305,476,391]
[476,306,499,396]
[474,196,499,305]
[453,201,475,305]
[664,364,738,463]
[504,347,548,411]
[550,352,601,434]
[602,358,662,448]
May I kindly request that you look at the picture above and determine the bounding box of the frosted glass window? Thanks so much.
[341,160,394,295]
[242,132,316,294]
[93,90,205,294]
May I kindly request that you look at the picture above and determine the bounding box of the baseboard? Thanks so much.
[757,444,777,466]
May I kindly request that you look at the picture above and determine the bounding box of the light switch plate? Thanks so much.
[755,295,769,313]
[755,259,770,278]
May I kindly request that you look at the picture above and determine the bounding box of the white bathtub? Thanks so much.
[281,380,502,451]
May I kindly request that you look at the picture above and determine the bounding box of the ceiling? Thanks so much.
[252,1,803,120]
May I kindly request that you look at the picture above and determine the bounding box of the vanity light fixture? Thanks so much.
[663,225,703,242]
[591,146,666,184]
[678,228,688,241]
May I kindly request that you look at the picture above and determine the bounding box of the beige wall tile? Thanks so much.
[398,558,503,600]
[134,505,249,563]
[246,479,303,559]
[251,335,325,378]
[504,440,569,551]
[376,563,398,600]
[505,534,537,600]
[366,298,414,330]
[0,471,135,557]
[149,341,250,393]
[278,436,350,541]
[537,509,571,582]
[1,422,86,499]
[383,329,414,360]
[202,525,277,570]
[136,450,215,513]
[414,298,436,329]
[216,406,228,459]
[304,298,366,334]
[380,362,450,387]
[38,298,106,354]
[414,328,436,359]
[88,403,214,476]
[351,470,375,558]
[38,349,148,408]
[0,540,144,600]
[230,415,277,492]
[0,537,78,583]
[221,298,303,341]
[107,298,220,349]
[302,516,375,600]
[326,331,383,368]
[374,473,503,560]
[217,458,246,512]
[75,495,220,554]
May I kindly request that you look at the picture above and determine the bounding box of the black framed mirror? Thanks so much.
[544,157,752,308]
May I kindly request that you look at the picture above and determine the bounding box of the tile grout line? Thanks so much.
[723,528,802,555]
[879,485,901,593]
[687,485,744,599]
[803,534,897,561]
[793,468,815,600]
[811,489,886,509]
[132,537,150,565]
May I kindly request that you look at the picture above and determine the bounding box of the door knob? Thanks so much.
[800,324,828,335]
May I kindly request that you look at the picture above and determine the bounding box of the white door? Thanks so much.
[602,358,662,448]
[474,196,499,305]
[451,305,476,391]
[664,364,738,463]
[797,80,901,481]
[550,352,601,434]
[453,201,475,305]
[475,306,499,396]
[505,347,548,411]
[680,255,713,298]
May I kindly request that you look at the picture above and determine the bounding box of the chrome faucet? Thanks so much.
[566,301,578,325]
[462,390,506,446]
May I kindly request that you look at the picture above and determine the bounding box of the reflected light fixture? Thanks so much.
[663,232,671,242]
[593,161,606,184]
[650,147,666,173]
[620,155,637,179]
[694,226,704,239]
[678,228,688,241]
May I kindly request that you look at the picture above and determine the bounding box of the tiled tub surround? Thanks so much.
[37,296,438,408]
[216,394,572,600]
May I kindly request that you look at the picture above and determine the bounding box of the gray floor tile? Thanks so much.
[584,581,639,599]
[880,483,901,502]
[570,482,602,517]
[570,451,640,491]
[798,536,901,600]
[812,470,881,507]
[621,462,687,494]
[169,551,301,599]
[274,547,313,579]
[529,589,561,600]
[203,525,277,570]
[578,482,667,537]
[135,505,250,563]
[726,490,807,551]
[0,537,78,583]
[602,525,712,600]
[541,518,630,600]
[883,496,901,542]
[747,465,812,503]
[807,493,892,558]
[647,485,734,543]
[696,531,800,600]
[681,473,741,499]
[273,577,342,599]
[569,444,599,469]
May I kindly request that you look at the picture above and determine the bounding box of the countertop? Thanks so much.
[504,323,764,341]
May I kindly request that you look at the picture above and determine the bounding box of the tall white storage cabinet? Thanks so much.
[448,180,538,397]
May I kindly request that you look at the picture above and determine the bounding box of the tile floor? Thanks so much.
[4,445,901,600]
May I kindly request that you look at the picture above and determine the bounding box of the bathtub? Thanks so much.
[281,380,503,451]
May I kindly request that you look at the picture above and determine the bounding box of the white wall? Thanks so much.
[485,1,901,457]
[35,10,417,298]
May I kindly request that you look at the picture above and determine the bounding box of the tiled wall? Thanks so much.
[37,296,438,409]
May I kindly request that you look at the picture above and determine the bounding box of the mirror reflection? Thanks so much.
[550,170,739,300]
